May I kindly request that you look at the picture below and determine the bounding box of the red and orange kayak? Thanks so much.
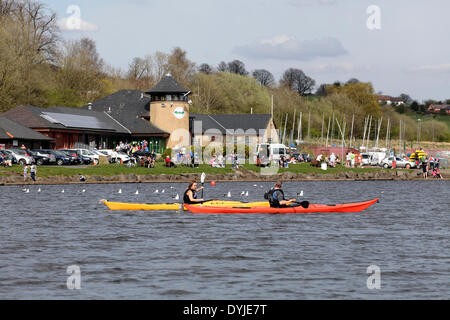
[184,198,379,214]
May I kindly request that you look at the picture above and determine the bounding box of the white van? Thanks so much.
[255,143,289,162]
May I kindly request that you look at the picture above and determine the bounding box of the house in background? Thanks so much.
[428,104,450,115]
[190,113,279,147]
[0,115,54,149]
[377,95,405,106]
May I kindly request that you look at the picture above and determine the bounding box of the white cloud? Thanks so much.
[234,35,347,61]
[408,64,450,74]
[57,17,99,32]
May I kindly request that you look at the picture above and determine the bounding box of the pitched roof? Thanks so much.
[190,114,273,135]
[2,106,129,134]
[0,116,54,141]
[82,90,169,135]
[145,74,190,94]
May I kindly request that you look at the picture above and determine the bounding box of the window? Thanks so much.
[166,95,172,101]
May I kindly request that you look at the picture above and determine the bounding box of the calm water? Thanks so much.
[0,180,449,300]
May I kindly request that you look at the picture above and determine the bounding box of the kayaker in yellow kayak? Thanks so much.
[183,181,205,204]
[265,181,309,208]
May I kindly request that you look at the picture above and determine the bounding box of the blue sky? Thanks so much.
[45,0,450,101]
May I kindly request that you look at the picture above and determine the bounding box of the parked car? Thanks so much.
[60,149,93,165]
[28,150,52,166]
[47,150,73,166]
[31,150,57,165]
[58,150,82,165]
[74,149,99,164]
[380,157,415,169]
[7,149,34,165]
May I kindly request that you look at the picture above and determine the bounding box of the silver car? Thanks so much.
[7,149,34,165]
[380,156,415,169]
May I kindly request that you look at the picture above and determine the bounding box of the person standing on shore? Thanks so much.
[30,163,37,183]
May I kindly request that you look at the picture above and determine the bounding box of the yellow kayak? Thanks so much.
[101,200,270,211]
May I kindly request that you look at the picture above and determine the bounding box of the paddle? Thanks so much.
[291,201,310,209]
[200,172,206,199]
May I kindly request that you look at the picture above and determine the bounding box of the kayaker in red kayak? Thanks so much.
[265,181,309,208]
[183,181,205,204]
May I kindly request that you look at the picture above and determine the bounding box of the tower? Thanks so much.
[146,74,191,149]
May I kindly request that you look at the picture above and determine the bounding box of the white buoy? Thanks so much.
[82,189,86,193]
[162,190,165,193]
[254,184,258,187]
[298,191,304,197]
[154,190,159,194]
[174,194,180,200]
[61,190,65,193]
[37,188,41,193]
[118,189,122,194]
[135,190,139,195]
[227,191,231,198]
[245,191,249,197]
[25,189,30,193]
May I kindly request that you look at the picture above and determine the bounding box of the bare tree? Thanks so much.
[280,68,316,96]
[198,63,214,74]
[252,69,274,87]
[152,51,169,81]
[167,46,196,84]
[227,60,248,76]
[217,61,228,72]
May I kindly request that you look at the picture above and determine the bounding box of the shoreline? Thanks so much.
[1,169,447,186]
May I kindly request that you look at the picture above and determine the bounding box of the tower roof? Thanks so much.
[145,74,190,95]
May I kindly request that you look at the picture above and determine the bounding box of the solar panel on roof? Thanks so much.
[41,112,115,131]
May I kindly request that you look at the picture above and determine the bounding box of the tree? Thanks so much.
[410,101,419,112]
[152,51,169,81]
[346,78,360,84]
[217,61,228,72]
[227,60,248,76]
[55,38,109,105]
[167,47,196,86]
[395,104,406,114]
[315,84,328,97]
[126,55,155,91]
[280,68,316,96]
[0,0,59,112]
[400,93,413,105]
[252,69,274,87]
[198,63,214,75]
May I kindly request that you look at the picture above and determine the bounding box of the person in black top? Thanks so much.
[265,181,309,209]
[183,181,205,204]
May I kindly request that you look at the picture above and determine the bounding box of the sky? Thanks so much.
[44,0,450,102]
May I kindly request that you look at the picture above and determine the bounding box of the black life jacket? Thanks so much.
[264,188,285,208]
[183,189,197,204]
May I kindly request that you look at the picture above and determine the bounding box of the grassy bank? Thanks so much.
[0,162,394,178]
